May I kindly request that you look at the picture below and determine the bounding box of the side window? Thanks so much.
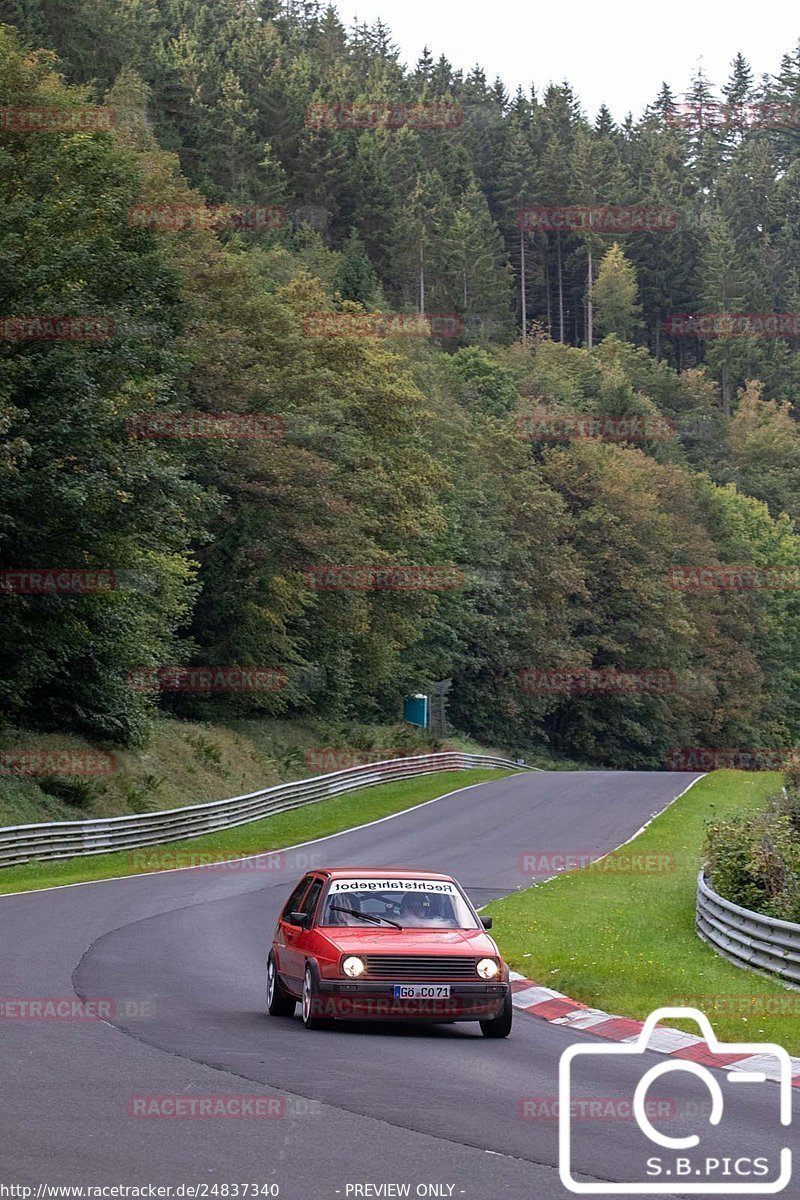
[298,878,324,923]
[281,876,313,920]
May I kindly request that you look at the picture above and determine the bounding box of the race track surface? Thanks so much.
[2,770,794,1198]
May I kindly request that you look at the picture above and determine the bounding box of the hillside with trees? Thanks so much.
[1,4,800,783]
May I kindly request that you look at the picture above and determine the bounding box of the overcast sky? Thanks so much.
[333,0,799,122]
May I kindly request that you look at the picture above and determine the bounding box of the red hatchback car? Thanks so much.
[267,867,512,1036]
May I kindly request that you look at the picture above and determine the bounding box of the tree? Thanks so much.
[0,27,205,742]
[722,52,755,147]
[569,127,629,347]
[497,115,538,341]
[538,442,695,766]
[334,228,379,306]
[447,347,517,415]
[700,210,764,415]
[727,381,800,526]
[593,243,642,340]
[391,169,448,313]
[683,67,725,191]
[439,180,513,329]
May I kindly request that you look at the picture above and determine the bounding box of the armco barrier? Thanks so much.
[0,753,529,869]
[696,871,800,987]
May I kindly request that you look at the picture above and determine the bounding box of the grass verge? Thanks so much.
[0,768,513,896]
[486,770,800,1053]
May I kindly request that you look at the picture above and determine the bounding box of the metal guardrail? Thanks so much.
[696,871,800,987]
[0,752,529,869]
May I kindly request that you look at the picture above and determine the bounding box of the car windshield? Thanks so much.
[319,877,481,929]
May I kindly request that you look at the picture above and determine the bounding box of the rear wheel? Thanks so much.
[267,954,296,1017]
[480,991,513,1038]
[301,965,328,1030]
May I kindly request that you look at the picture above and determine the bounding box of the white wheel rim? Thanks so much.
[268,961,275,1006]
[302,972,311,1022]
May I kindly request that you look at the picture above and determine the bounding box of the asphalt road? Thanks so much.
[1,769,795,1199]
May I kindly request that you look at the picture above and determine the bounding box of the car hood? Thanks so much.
[318,927,500,957]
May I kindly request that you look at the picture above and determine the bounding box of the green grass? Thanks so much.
[0,768,513,895]
[487,770,800,1053]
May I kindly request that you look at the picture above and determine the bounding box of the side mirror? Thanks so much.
[290,910,310,928]
[480,915,493,930]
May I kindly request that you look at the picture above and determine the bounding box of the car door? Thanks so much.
[283,875,325,985]
[274,875,314,991]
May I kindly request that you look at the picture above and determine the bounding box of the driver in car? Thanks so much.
[399,891,438,923]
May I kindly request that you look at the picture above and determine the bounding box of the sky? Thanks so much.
[333,0,799,122]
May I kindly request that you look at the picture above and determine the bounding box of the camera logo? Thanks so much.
[559,1007,792,1193]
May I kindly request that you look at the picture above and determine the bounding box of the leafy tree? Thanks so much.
[726,380,800,525]
[0,27,205,742]
[447,347,517,416]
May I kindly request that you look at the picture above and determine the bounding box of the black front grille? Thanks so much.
[362,955,481,979]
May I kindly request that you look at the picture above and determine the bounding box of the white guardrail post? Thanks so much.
[696,871,800,987]
[0,752,531,869]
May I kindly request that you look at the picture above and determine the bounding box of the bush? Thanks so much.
[704,789,800,922]
[37,776,104,811]
[780,764,800,836]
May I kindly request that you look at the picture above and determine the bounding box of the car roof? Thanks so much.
[313,866,456,882]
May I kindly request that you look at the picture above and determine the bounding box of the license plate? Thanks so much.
[392,984,451,999]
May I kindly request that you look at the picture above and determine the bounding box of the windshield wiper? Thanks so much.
[328,905,402,930]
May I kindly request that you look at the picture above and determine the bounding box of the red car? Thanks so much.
[267,867,512,1037]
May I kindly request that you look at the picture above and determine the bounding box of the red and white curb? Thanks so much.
[509,972,800,1085]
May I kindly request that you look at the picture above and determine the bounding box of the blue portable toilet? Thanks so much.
[403,693,428,728]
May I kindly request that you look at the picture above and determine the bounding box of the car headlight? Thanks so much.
[342,955,366,978]
[476,957,500,980]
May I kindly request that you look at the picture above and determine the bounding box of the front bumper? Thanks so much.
[315,978,509,1021]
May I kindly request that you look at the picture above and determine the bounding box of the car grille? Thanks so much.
[361,955,481,979]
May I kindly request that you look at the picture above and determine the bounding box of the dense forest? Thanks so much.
[1,1,800,767]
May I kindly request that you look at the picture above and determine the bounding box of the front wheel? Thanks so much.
[480,991,513,1038]
[267,954,296,1017]
[301,965,328,1030]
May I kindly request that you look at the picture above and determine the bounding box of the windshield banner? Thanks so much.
[329,879,455,894]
